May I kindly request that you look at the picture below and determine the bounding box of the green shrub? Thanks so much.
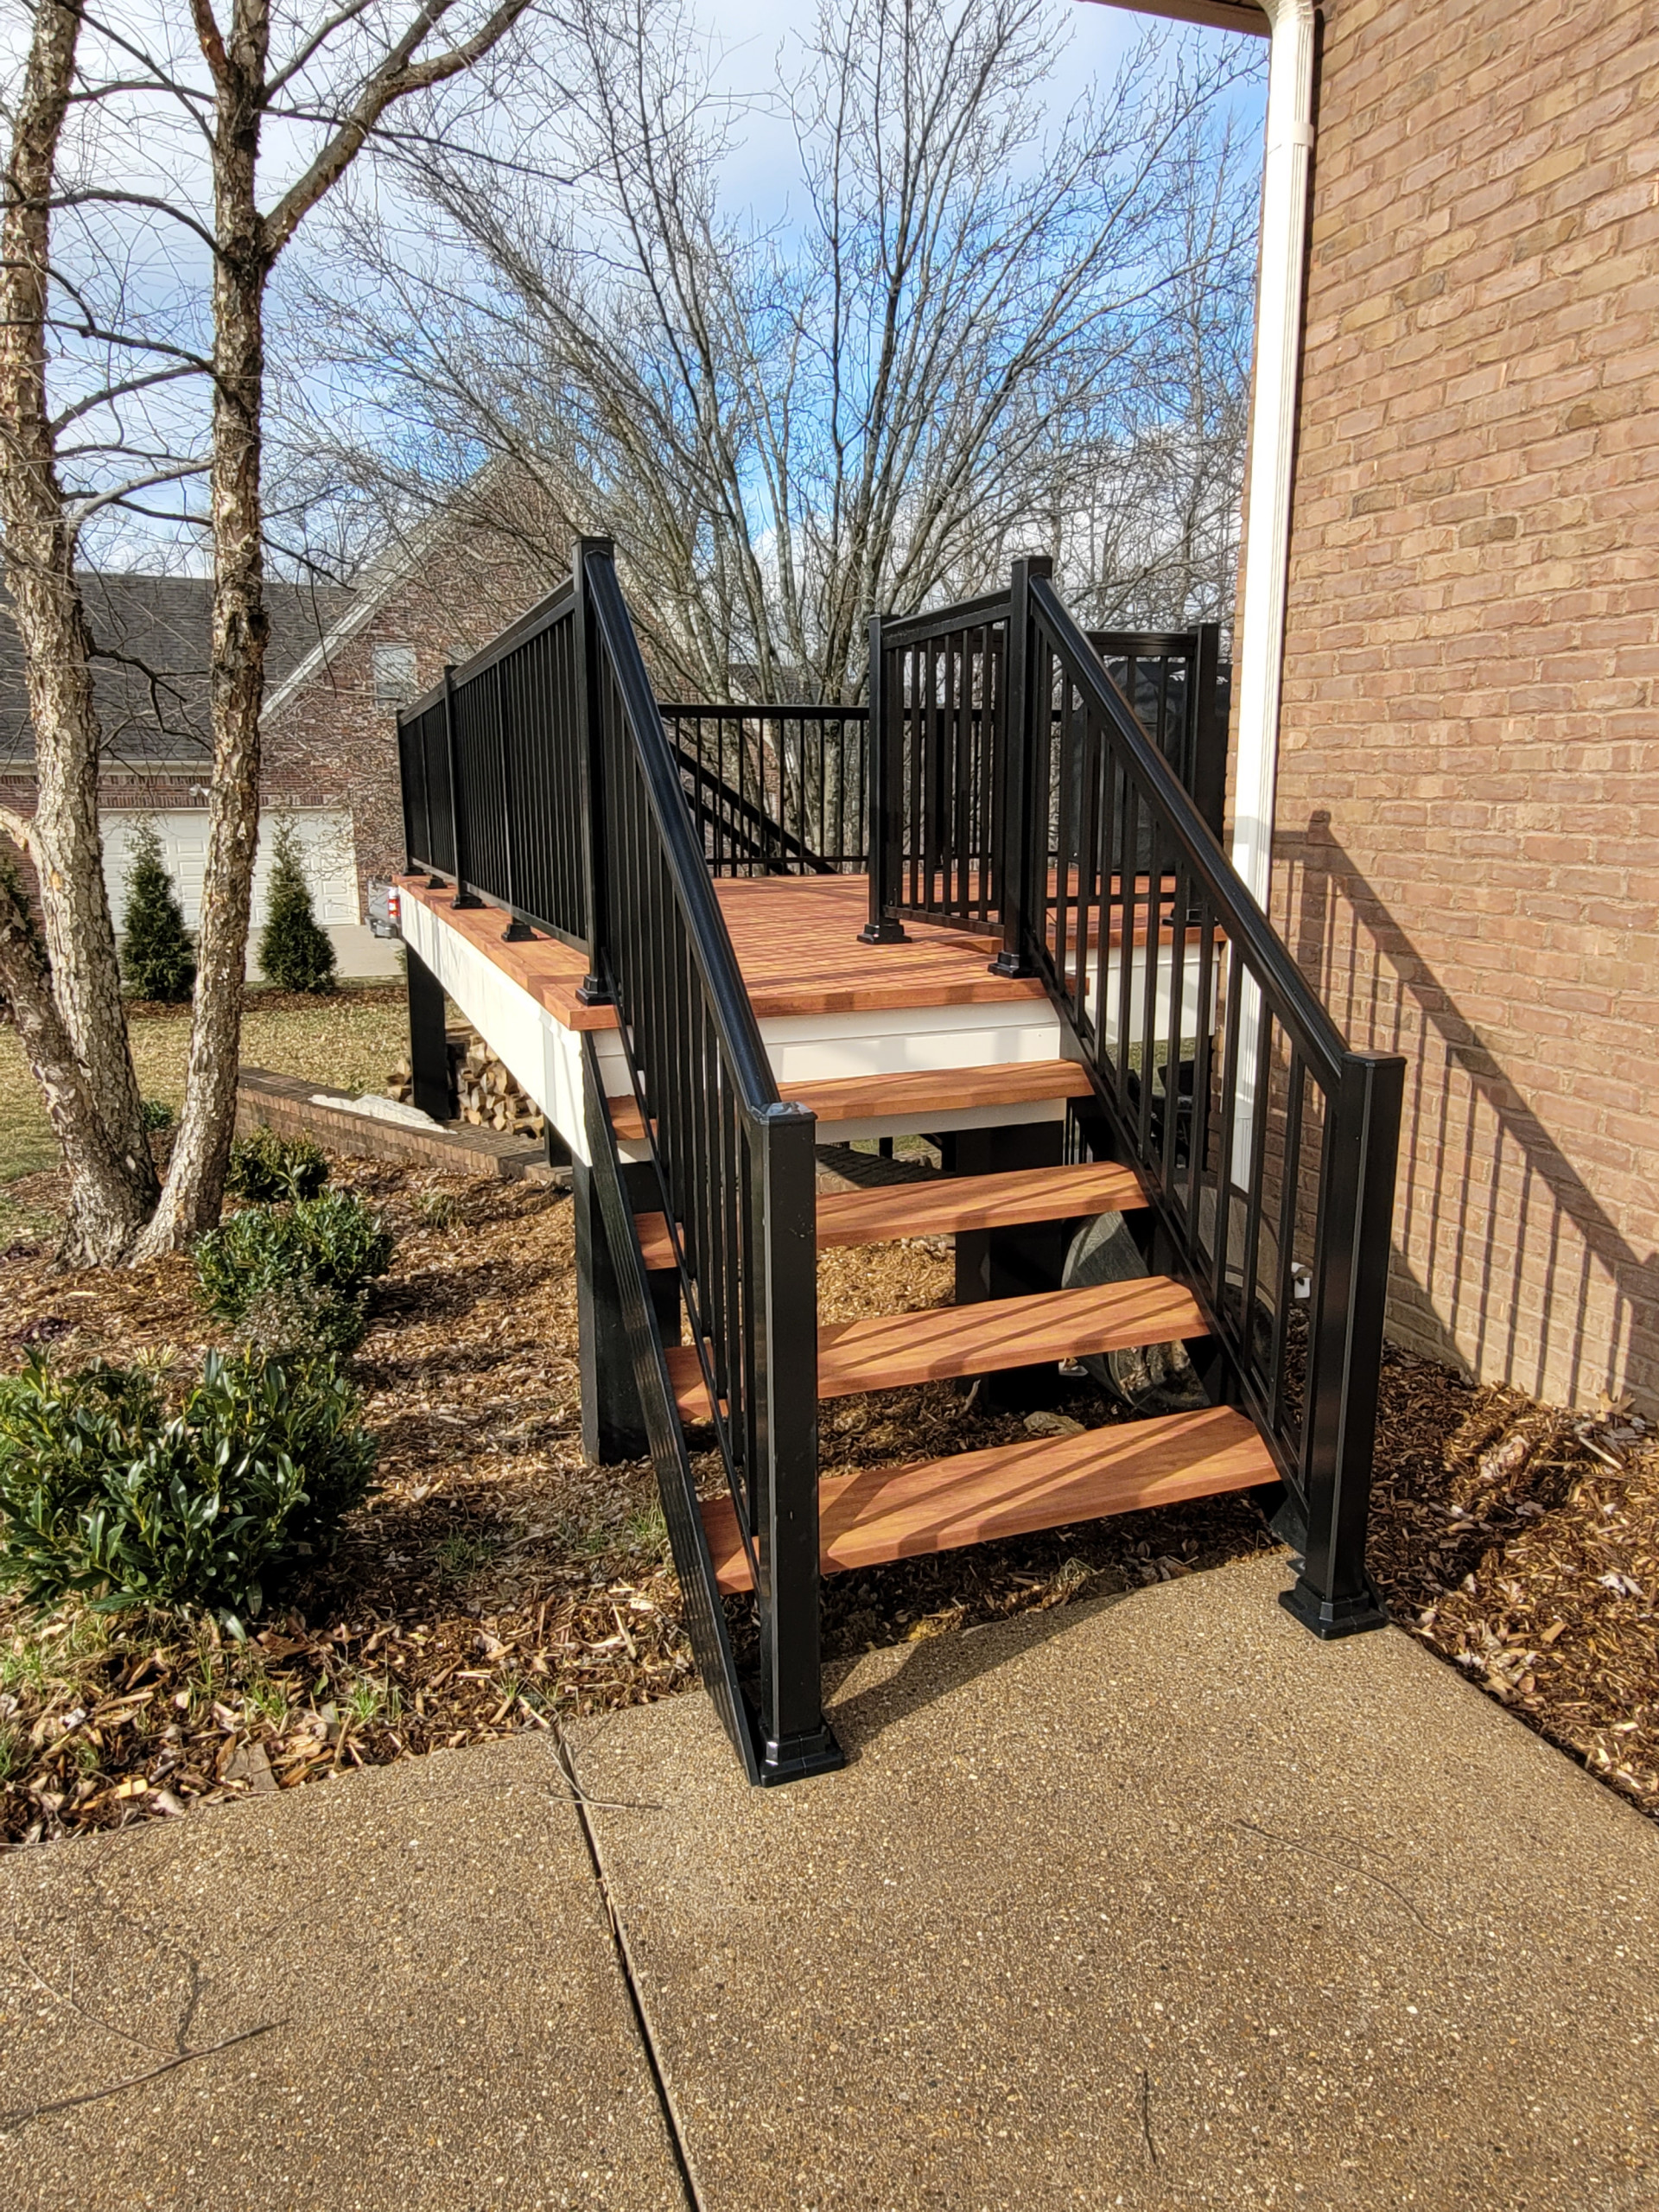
[140,1097,175,1133]
[194,1191,394,1340]
[239,1277,367,1358]
[120,820,196,1001]
[226,1127,330,1204]
[0,1350,377,1630]
[257,818,336,994]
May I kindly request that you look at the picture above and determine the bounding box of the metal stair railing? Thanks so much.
[397,544,841,1784]
[577,544,841,1783]
[862,556,1407,1637]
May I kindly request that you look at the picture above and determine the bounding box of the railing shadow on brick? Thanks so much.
[1289,810,1659,1411]
[862,556,1407,1637]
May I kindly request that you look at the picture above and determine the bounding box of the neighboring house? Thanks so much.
[1101,0,1658,1408]
[0,518,549,980]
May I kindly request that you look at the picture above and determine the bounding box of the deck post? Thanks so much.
[750,1104,842,1782]
[988,552,1051,978]
[1189,622,1226,845]
[859,613,906,944]
[947,1119,1068,1408]
[572,537,615,1006]
[1283,1050,1403,1637]
[405,945,451,1123]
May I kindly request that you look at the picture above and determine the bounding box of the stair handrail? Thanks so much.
[576,542,840,1781]
[1014,563,1406,1637]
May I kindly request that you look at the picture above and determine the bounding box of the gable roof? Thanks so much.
[0,572,354,771]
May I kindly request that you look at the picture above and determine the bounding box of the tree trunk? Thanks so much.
[0,874,153,1263]
[135,6,270,1258]
[0,0,158,1261]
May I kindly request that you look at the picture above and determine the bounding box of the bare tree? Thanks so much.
[294,0,1261,702]
[0,0,532,1264]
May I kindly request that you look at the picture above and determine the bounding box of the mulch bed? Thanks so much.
[0,1154,1654,1847]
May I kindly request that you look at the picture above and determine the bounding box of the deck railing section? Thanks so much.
[662,706,868,876]
[399,544,837,1783]
[864,555,1406,1636]
[398,580,588,950]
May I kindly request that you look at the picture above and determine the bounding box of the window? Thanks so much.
[371,643,418,707]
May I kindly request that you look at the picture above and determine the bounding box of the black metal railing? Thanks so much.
[864,556,1405,1636]
[398,580,587,949]
[586,549,842,1782]
[863,603,1229,945]
[663,706,868,876]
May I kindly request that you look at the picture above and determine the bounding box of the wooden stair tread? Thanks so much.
[633,1160,1147,1271]
[701,1405,1275,1592]
[608,1058,1094,1144]
[664,1275,1207,1418]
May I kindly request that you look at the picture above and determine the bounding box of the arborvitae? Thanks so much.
[257,817,336,994]
[120,819,195,1002]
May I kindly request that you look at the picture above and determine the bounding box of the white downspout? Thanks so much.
[1230,0,1316,906]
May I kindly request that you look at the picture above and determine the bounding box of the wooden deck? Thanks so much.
[397,873,1046,1030]
[396,871,1205,1034]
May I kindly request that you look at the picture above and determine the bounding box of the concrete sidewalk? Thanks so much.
[3,1554,1658,2209]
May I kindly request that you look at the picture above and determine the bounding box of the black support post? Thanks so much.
[859,613,906,944]
[1282,1050,1404,1638]
[947,1117,1068,1409]
[405,945,451,1123]
[1189,622,1226,846]
[750,1105,842,1783]
[443,663,481,909]
[572,537,614,1006]
[573,1147,679,1464]
[988,552,1052,978]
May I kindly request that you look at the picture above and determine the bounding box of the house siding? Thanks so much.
[1272,0,1659,1404]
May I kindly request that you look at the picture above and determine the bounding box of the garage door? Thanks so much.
[102,810,360,933]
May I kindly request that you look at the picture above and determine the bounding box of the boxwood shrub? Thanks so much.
[195,1190,394,1354]
[0,1350,377,1631]
[226,1128,330,1204]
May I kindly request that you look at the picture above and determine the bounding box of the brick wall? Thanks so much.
[1271,0,1659,1406]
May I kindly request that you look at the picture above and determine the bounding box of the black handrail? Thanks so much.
[580,546,841,1783]
[864,557,1406,1637]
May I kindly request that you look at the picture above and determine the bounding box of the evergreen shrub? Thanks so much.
[0,1349,376,1630]
[257,819,336,994]
[226,1128,330,1204]
[120,821,196,1001]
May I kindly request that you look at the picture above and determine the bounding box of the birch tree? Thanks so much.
[0,0,531,1264]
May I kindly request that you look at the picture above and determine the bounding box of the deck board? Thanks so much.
[397,871,1204,1033]
[700,1405,1274,1591]
[664,1274,1207,1417]
[632,1159,1147,1269]
[607,1058,1094,1145]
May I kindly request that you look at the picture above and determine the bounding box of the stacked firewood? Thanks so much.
[385,1027,544,1140]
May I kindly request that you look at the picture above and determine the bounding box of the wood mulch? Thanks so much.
[0,1152,1653,1846]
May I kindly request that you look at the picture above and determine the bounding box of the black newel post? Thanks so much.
[988,551,1051,978]
[572,536,614,1006]
[859,613,906,944]
[1190,621,1226,846]
[1283,1049,1404,1638]
[444,662,481,908]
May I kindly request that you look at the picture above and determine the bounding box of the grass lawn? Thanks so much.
[1,992,410,1185]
